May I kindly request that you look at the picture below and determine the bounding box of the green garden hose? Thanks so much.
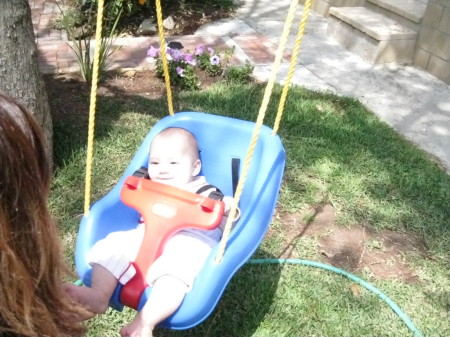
[248,258,424,337]
[75,259,424,336]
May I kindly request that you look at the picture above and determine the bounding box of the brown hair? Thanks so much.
[0,92,87,337]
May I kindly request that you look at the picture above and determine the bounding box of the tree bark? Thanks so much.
[0,0,53,161]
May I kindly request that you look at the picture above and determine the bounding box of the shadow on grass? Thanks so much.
[179,83,450,251]
[48,74,450,336]
[48,74,450,247]
[156,250,283,337]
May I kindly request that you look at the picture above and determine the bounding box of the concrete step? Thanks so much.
[366,0,428,24]
[298,0,365,17]
[327,6,417,63]
[329,7,417,40]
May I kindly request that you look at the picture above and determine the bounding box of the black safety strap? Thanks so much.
[195,184,224,201]
[133,166,149,179]
[231,158,240,197]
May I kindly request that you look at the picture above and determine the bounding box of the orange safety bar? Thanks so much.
[119,176,225,309]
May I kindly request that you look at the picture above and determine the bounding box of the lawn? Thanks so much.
[48,77,450,337]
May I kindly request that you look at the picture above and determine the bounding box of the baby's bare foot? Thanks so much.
[120,315,154,337]
[64,283,110,316]
[63,283,97,321]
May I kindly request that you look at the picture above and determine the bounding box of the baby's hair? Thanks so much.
[153,127,200,161]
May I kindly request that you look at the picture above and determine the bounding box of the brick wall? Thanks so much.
[414,0,450,84]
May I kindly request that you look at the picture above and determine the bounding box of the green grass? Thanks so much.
[50,81,450,337]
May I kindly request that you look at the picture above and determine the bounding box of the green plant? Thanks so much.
[58,2,123,82]
[148,46,200,90]
[84,0,142,21]
[53,7,84,31]
[147,44,234,90]
[173,65,200,91]
[224,61,255,84]
[196,45,233,76]
[164,60,200,91]
[178,0,236,13]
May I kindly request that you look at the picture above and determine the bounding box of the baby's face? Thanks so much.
[148,135,200,187]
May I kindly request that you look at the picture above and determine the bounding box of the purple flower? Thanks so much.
[183,53,196,66]
[207,47,214,55]
[176,66,185,77]
[171,49,183,61]
[195,45,205,56]
[147,46,159,58]
[166,47,173,55]
[210,55,220,66]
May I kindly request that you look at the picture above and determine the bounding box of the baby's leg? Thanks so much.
[120,275,188,337]
[65,263,118,317]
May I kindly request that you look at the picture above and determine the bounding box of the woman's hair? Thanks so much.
[0,92,87,337]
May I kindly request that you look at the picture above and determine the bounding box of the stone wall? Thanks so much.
[414,0,450,84]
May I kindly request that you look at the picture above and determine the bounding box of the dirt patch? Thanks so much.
[273,204,427,283]
[44,69,222,123]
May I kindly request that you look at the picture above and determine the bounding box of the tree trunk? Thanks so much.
[0,0,53,162]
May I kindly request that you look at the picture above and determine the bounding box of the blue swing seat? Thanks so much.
[75,111,286,329]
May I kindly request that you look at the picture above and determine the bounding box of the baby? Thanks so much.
[67,127,236,337]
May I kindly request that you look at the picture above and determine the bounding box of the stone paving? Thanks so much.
[30,0,281,74]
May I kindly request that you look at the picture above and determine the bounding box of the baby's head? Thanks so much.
[148,127,201,187]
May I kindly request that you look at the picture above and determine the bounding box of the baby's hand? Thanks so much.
[222,196,233,213]
[222,196,240,221]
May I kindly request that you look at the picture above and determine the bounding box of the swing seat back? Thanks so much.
[75,111,286,329]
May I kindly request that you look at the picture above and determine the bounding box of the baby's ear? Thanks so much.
[192,159,201,176]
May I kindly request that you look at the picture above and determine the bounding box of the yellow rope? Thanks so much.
[155,0,174,116]
[272,0,312,135]
[83,0,310,263]
[215,0,300,263]
[84,0,105,216]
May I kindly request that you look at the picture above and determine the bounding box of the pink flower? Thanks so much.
[207,47,214,55]
[183,53,196,66]
[210,55,220,65]
[176,66,185,77]
[171,49,183,61]
[147,46,159,58]
[195,45,205,55]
